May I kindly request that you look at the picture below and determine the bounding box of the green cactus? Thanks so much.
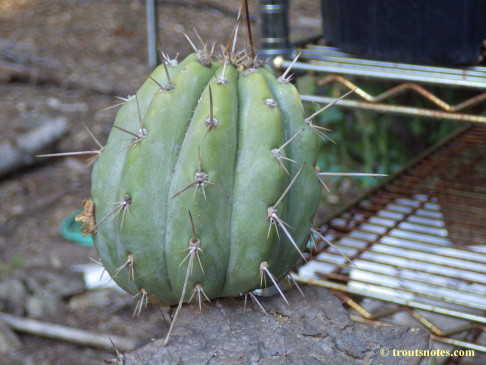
[28,4,371,341]
[31,2,386,348]
[90,46,321,308]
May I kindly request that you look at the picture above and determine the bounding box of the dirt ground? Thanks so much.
[0,1,330,364]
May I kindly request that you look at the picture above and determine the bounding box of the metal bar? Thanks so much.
[346,207,443,222]
[298,277,486,326]
[347,208,486,242]
[315,74,486,113]
[332,213,486,244]
[313,253,486,289]
[318,246,486,283]
[315,272,486,310]
[146,0,158,69]
[277,59,486,89]
[386,183,486,206]
[274,45,486,88]
[351,315,486,353]
[300,95,486,124]
[428,335,486,355]
[327,226,486,263]
[303,46,486,80]
[315,255,486,294]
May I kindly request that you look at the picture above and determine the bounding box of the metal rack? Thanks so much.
[299,123,486,360]
[274,45,486,124]
[268,24,486,365]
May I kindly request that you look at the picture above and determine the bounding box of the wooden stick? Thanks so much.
[0,312,142,352]
[0,117,69,178]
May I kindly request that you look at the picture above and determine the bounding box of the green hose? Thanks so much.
[59,211,94,247]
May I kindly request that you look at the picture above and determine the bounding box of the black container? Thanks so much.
[321,0,486,66]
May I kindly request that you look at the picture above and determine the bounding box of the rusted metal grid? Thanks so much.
[299,124,486,361]
[273,45,486,124]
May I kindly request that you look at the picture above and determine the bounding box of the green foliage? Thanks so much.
[297,75,459,190]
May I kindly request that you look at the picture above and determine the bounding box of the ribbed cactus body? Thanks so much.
[91,53,321,306]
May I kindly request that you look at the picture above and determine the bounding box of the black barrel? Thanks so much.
[322,0,486,66]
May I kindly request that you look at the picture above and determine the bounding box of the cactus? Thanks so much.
[89,42,321,312]
[35,4,385,347]
[70,22,330,342]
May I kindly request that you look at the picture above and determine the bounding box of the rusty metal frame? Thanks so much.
[273,45,486,124]
[270,44,486,362]
[297,124,486,360]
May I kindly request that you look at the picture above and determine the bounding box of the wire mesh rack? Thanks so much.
[298,124,486,363]
[256,4,486,361]
[266,39,486,363]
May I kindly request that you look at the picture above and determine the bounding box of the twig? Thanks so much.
[0,117,69,179]
[0,62,63,86]
[0,312,142,352]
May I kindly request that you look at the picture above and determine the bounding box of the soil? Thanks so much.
[0,1,348,364]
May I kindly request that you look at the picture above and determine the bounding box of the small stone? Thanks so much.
[68,288,128,312]
[24,268,84,298]
[0,278,28,315]
[0,320,22,354]
[26,292,61,319]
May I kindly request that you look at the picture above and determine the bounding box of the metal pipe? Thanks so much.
[274,56,486,89]
[257,0,291,59]
[300,95,486,124]
[146,0,158,69]
[299,276,486,325]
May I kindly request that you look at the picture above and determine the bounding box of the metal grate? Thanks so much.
[299,124,486,361]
